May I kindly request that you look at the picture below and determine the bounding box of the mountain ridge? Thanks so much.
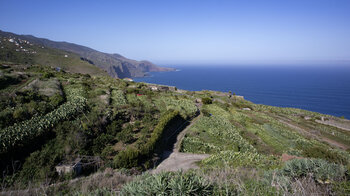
[0,30,174,78]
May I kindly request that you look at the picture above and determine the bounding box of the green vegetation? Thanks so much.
[0,30,173,78]
[279,158,347,182]
[181,105,255,154]
[0,61,197,191]
[121,171,214,195]
[202,97,213,104]
[0,87,86,154]
[155,97,197,118]
[113,110,183,169]
[1,47,349,194]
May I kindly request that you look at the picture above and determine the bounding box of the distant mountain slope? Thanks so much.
[0,30,174,78]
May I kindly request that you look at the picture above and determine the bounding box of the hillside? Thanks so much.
[0,30,174,78]
[0,61,350,195]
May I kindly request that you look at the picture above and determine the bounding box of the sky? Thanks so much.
[0,0,350,65]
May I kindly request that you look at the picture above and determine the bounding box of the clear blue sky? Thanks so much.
[1,0,350,65]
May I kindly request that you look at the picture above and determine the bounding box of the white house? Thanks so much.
[150,86,158,91]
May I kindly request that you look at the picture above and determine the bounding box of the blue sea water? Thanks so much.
[133,65,350,119]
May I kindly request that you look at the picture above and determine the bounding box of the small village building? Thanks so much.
[150,86,158,91]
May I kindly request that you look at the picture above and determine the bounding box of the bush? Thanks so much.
[121,171,214,195]
[0,108,14,128]
[19,140,64,184]
[12,106,29,121]
[49,93,65,108]
[281,158,347,182]
[41,72,54,79]
[301,146,348,165]
[201,108,211,117]
[106,119,123,136]
[92,133,115,154]
[116,126,134,144]
[114,110,181,168]
[0,74,20,89]
[202,97,212,105]
[101,145,116,159]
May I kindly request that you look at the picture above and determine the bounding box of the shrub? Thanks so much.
[93,133,115,154]
[41,72,54,79]
[19,140,64,184]
[106,119,123,136]
[0,108,14,129]
[332,181,350,195]
[201,108,211,117]
[101,145,116,159]
[301,146,348,165]
[121,171,214,195]
[116,128,134,144]
[114,110,181,168]
[202,97,213,105]
[49,93,65,108]
[12,106,29,121]
[281,158,347,182]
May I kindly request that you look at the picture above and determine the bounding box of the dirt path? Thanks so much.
[152,151,209,173]
[274,115,349,150]
[316,119,350,132]
[152,115,209,174]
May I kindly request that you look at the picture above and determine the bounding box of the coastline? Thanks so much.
[133,66,350,119]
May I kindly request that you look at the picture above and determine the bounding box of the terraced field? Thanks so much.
[1,63,350,195]
[181,102,350,168]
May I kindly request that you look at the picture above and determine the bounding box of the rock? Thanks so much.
[23,78,62,96]
[234,95,244,100]
[304,116,312,120]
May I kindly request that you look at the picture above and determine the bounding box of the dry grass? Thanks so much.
[0,168,133,195]
[198,168,339,196]
[287,175,333,196]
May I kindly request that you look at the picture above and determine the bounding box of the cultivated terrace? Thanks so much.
[0,62,350,195]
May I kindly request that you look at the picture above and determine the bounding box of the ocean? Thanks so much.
[133,65,350,119]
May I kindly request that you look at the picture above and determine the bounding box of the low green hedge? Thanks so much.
[114,110,180,168]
